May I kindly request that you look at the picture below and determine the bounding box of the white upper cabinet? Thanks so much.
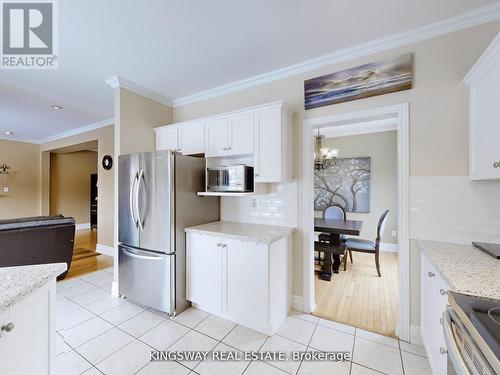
[154,100,289,183]
[156,126,179,152]
[464,32,500,180]
[179,121,204,155]
[254,105,286,183]
[228,112,254,155]
[205,117,230,157]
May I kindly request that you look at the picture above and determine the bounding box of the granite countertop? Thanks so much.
[0,263,67,313]
[185,221,294,244]
[417,240,500,299]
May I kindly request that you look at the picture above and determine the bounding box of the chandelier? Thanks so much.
[314,129,339,171]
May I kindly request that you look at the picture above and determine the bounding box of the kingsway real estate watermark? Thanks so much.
[1,0,58,69]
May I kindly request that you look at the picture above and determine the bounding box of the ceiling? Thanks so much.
[1,0,498,142]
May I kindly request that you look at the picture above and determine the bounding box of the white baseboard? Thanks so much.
[96,244,114,257]
[292,294,304,311]
[410,324,423,346]
[75,223,91,230]
[380,242,399,252]
[111,281,119,297]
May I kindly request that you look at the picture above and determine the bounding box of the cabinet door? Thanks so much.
[0,283,53,375]
[186,233,223,311]
[471,63,500,180]
[228,112,254,155]
[420,253,434,353]
[179,121,205,155]
[205,117,229,157]
[254,106,282,182]
[225,239,269,326]
[156,126,179,151]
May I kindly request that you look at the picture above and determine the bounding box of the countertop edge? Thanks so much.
[0,263,67,314]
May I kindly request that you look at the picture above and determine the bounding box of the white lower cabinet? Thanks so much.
[420,252,450,375]
[186,231,291,335]
[0,281,56,375]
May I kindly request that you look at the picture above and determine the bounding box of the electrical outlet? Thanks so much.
[3,187,8,193]
[392,230,397,237]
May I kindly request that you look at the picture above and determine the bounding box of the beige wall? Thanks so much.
[173,21,500,326]
[41,125,115,247]
[316,131,397,244]
[50,151,97,224]
[116,88,173,154]
[0,140,41,219]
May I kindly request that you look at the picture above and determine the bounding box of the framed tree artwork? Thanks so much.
[314,157,371,213]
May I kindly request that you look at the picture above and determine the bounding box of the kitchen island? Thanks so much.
[185,221,293,335]
[0,263,67,375]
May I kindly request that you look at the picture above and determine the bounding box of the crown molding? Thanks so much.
[106,75,173,107]
[463,31,500,85]
[173,3,500,107]
[38,118,114,144]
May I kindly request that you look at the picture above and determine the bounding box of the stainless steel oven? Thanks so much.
[444,292,499,375]
[207,165,254,192]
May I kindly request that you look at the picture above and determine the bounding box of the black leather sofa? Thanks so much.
[0,215,76,279]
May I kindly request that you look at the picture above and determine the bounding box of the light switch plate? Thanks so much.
[3,187,8,193]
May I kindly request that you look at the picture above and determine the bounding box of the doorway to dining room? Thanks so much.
[301,104,410,340]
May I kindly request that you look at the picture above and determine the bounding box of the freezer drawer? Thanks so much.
[118,245,175,314]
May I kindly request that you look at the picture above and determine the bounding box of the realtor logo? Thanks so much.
[1,0,58,69]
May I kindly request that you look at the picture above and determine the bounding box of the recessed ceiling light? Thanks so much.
[4,131,14,135]
[51,105,63,110]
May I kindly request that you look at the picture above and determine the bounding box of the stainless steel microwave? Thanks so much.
[207,165,254,192]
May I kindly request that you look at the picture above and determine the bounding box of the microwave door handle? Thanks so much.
[136,169,145,231]
[129,172,139,229]
[443,309,472,375]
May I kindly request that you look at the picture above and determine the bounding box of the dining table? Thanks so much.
[314,217,363,281]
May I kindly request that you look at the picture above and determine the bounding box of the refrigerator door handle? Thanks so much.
[136,169,145,231]
[121,246,164,261]
[129,171,139,229]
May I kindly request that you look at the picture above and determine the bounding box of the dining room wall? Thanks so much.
[315,131,398,245]
[173,20,500,327]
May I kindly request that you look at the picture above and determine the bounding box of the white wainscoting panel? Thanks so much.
[410,176,500,243]
[221,180,297,228]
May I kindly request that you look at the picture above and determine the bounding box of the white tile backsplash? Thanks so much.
[410,176,500,243]
[221,180,297,228]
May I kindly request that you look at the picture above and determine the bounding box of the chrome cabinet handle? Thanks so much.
[222,147,227,151]
[494,161,500,168]
[1,322,14,333]
[254,173,259,177]
[216,242,221,247]
[428,272,435,277]
[227,147,232,151]
[440,289,447,295]
[439,347,447,355]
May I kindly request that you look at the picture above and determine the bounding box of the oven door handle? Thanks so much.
[443,309,471,375]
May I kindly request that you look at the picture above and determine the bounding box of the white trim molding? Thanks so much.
[410,325,423,346]
[106,75,174,107]
[173,3,500,107]
[75,223,91,231]
[39,118,114,144]
[380,243,400,252]
[463,31,500,85]
[96,244,114,257]
[301,103,411,341]
[291,294,304,312]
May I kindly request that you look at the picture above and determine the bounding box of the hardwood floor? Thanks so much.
[314,251,399,337]
[65,229,114,279]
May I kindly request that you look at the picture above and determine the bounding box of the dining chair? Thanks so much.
[318,205,346,243]
[345,210,389,277]
[316,205,347,269]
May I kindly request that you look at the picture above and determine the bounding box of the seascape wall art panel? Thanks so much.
[304,54,412,109]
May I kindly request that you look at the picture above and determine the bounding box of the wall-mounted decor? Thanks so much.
[102,155,113,170]
[314,157,370,213]
[304,53,412,109]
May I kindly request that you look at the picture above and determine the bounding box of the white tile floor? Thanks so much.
[55,268,432,375]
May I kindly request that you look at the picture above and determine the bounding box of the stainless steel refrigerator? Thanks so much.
[118,150,218,315]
